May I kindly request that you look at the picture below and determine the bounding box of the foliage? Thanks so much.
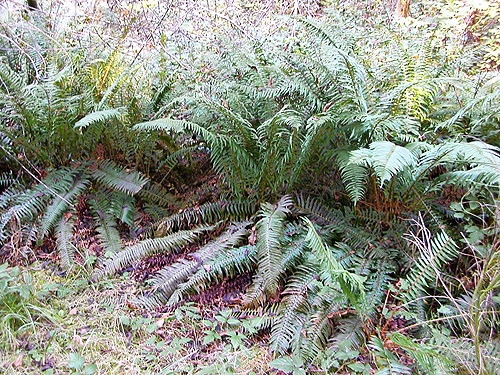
[1,2,500,374]
[0,161,165,272]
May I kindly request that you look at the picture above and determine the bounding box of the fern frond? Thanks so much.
[300,301,335,362]
[368,335,412,375]
[39,173,90,239]
[134,117,258,193]
[270,265,319,354]
[74,108,125,129]
[140,222,249,307]
[248,195,293,304]
[389,332,454,374]
[403,227,458,304]
[93,224,214,280]
[354,141,417,187]
[337,150,368,204]
[156,200,257,235]
[293,194,343,227]
[56,216,75,271]
[139,182,179,208]
[107,191,136,226]
[329,316,366,351]
[0,171,16,188]
[167,245,257,306]
[92,160,148,195]
[303,217,365,306]
[89,195,124,257]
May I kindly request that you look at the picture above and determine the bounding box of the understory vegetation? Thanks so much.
[1,0,499,374]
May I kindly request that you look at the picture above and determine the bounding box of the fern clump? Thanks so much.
[0,161,155,271]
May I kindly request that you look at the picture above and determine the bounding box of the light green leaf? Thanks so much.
[68,353,85,370]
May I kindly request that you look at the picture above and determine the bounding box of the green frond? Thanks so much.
[92,160,149,195]
[167,245,257,306]
[293,194,343,227]
[445,166,500,189]
[329,316,366,352]
[355,141,417,187]
[156,200,257,235]
[89,195,124,257]
[403,229,458,304]
[363,260,395,314]
[242,275,267,308]
[74,108,125,129]
[39,172,90,240]
[93,224,214,280]
[337,150,368,204]
[0,171,16,188]
[139,222,249,308]
[253,195,293,299]
[299,301,335,362]
[55,216,75,271]
[303,217,365,306]
[139,182,179,208]
[107,191,136,226]
[281,236,308,271]
[368,335,412,375]
[389,332,454,374]
[134,118,220,145]
[270,265,319,354]
[158,146,198,173]
[419,141,500,178]
[134,117,258,194]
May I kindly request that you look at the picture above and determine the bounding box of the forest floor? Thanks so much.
[0,263,273,374]
[0,163,278,375]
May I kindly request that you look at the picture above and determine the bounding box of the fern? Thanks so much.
[347,141,417,190]
[403,225,459,305]
[389,332,455,374]
[303,217,365,306]
[38,171,90,240]
[167,245,257,306]
[270,265,318,353]
[156,200,257,235]
[0,171,16,188]
[92,160,148,195]
[93,224,214,280]
[139,222,249,308]
[74,108,125,129]
[329,316,367,352]
[299,301,335,362]
[138,182,179,208]
[55,216,75,271]
[244,195,293,306]
[368,335,412,375]
[90,195,124,257]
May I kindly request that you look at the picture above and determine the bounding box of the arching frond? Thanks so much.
[93,224,214,280]
[140,222,249,308]
[244,195,293,306]
[270,265,319,354]
[89,195,124,257]
[139,182,179,208]
[156,200,257,235]
[74,108,125,129]
[39,172,90,239]
[92,160,148,195]
[303,217,365,306]
[56,216,75,271]
[403,225,458,305]
[167,245,257,306]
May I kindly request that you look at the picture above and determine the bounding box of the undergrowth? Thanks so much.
[1,1,500,374]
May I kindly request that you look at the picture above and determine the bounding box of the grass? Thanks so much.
[0,263,272,375]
